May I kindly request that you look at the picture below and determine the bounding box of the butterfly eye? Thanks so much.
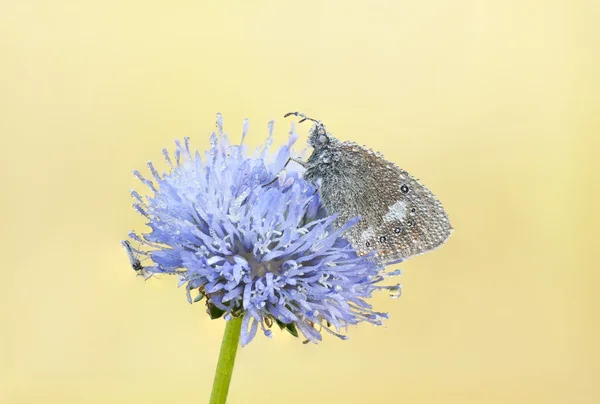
[365,241,371,248]
[394,227,402,233]
[318,135,328,144]
[400,184,409,194]
[379,236,387,242]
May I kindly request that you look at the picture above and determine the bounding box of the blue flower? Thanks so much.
[124,115,401,346]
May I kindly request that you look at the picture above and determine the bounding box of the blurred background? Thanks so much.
[1,1,598,403]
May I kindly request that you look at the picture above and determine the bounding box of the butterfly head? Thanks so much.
[307,122,331,150]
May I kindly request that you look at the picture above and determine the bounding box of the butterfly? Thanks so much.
[281,112,453,265]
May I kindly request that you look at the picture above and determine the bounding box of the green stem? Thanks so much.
[209,317,243,404]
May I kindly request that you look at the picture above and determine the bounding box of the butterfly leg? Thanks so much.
[282,157,307,169]
[262,157,307,187]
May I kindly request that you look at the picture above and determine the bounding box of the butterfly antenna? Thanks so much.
[284,111,321,125]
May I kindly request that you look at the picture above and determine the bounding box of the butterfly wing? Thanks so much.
[312,142,452,264]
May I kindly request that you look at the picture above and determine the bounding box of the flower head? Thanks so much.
[124,114,401,346]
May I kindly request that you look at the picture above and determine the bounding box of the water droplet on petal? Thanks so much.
[389,286,402,299]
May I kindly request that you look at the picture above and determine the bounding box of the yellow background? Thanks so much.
[1,1,598,403]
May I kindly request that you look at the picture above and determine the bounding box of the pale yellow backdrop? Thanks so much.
[1,1,598,403]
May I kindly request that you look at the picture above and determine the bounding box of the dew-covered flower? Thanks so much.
[124,115,401,346]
